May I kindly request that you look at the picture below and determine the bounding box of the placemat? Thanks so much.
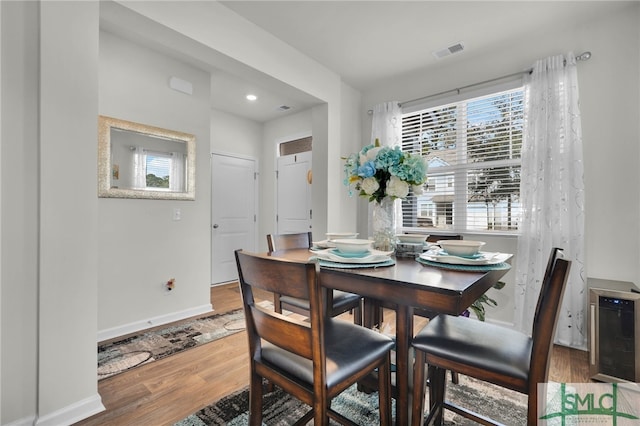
[416,257,511,272]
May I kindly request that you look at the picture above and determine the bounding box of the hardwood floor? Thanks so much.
[75,282,591,426]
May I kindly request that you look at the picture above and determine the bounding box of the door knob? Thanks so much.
[213,224,219,229]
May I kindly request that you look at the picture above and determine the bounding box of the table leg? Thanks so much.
[358,298,384,394]
[363,297,382,329]
[395,304,414,425]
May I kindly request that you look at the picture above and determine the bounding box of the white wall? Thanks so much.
[97,31,212,336]
[2,3,104,425]
[38,2,103,421]
[1,2,39,423]
[362,4,640,326]
[339,82,364,236]
[210,108,262,159]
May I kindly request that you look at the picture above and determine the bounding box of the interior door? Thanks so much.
[211,153,257,284]
[277,151,312,234]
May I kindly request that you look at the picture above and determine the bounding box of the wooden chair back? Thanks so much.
[234,249,392,425]
[533,247,561,332]
[266,232,361,323]
[529,248,570,392]
[235,249,325,376]
[426,233,462,243]
[266,232,312,252]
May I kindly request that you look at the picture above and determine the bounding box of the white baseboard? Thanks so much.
[97,303,214,342]
[4,415,36,426]
[35,393,104,426]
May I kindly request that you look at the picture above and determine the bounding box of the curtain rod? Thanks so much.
[373,51,592,112]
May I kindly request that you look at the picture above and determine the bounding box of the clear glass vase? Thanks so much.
[372,197,397,251]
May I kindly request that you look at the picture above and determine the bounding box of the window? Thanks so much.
[145,152,171,189]
[279,136,312,156]
[401,87,524,233]
[134,150,185,192]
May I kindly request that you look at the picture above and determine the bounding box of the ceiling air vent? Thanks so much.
[278,105,292,111]
[432,42,465,60]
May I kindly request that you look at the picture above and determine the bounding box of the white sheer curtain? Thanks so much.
[170,152,185,192]
[132,146,147,189]
[371,101,402,148]
[369,102,402,238]
[514,52,586,349]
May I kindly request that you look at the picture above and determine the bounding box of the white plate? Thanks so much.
[396,233,428,244]
[312,248,393,264]
[420,251,512,266]
[326,232,359,240]
[312,239,336,249]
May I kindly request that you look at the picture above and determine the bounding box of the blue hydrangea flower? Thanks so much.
[357,160,377,178]
[391,155,427,184]
[375,146,403,170]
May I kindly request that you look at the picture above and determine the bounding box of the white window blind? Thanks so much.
[145,151,172,189]
[401,87,524,233]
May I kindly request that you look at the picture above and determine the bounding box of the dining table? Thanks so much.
[267,247,511,425]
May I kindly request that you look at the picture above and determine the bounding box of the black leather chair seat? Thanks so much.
[279,290,361,312]
[412,314,532,385]
[260,318,395,389]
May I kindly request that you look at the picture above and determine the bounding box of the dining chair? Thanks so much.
[267,232,363,325]
[425,233,463,244]
[410,248,570,426]
[234,249,395,426]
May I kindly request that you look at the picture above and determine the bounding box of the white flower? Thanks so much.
[360,177,380,195]
[412,184,424,196]
[386,175,409,199]
[360,146,382,165]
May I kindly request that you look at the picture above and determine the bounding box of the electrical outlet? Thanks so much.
[164,278,175,294]
[172,208,181,221]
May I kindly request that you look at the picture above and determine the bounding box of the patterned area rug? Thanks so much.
[174,375,527,425]
[98,308,247,380]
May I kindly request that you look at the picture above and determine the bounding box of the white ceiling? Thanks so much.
[104,1,627,123]
[220,1,621,92]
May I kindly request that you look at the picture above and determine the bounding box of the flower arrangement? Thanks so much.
[343,138,428,203]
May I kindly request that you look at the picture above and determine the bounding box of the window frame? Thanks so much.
[400,80,524,236]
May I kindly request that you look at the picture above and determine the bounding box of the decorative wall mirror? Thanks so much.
[98,115,196,200]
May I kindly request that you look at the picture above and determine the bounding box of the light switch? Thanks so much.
[173,208,181,221]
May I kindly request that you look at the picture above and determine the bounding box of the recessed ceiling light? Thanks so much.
[246,94,257,101]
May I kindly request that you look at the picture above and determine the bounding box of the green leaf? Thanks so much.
[492,281,506,290]
[469,281,505,321]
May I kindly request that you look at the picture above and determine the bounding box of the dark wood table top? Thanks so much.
[269,248,508,315]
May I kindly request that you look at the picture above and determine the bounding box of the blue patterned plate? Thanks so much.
[330,249,371,259]
[439,250,483,259]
